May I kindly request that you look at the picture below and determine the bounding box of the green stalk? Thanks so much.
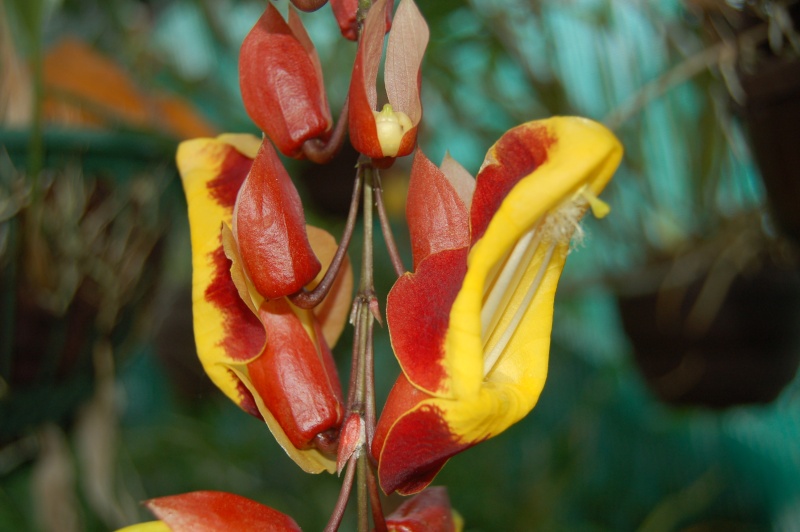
[355,164,376,532]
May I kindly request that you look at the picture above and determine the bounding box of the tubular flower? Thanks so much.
[177,134,353,474]
[331,0,394,41]
[239,3,332,158]
[385,487,463,532]
[348,0,428,162]
[372,117,623,494]
[116,491,301,532]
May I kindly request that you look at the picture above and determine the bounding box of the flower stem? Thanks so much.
[354,161,377,532]
[289,168,363,309]
[324,453,358,532]
[373,171,406,278]
[302,97,350,164]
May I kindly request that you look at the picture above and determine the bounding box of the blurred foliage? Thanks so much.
[1,0,799,531]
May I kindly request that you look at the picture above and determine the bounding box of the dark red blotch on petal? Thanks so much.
[146,490,301,532]
[470,123,553,244]
[248,299,343,451]
[376,390,472,495]
[206,246,266,363]
[206,144,254,209]
[386,247,468,394]
[235,140,321,299]
[203,149,266,419]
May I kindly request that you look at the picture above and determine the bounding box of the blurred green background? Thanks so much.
[1,0,799,530]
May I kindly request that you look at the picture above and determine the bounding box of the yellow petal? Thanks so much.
[177,134,265,409]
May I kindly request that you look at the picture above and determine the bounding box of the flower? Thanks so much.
[331,0,394,41]
[117,491,301,532]
[348,0,428,162]
[372,117,623,494]
[177,134,353,473]
[239,4,332,158]
[117,487,461,532]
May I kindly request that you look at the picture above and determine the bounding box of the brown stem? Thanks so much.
[368,466,387,532]
[302,98,350,164]
[324,453,359,532]
[351,168,377,532]
[346,299,364,410]
[364,314,377,454]
[373,171,406,278]
[289,167,363,309]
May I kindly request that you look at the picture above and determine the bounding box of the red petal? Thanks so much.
[385,487,458,532]
[240,3,331,157]
[332,0,393,41]
[386,247,468,394]
[470,122,553,244]
[347,0,389,159]
[146,491,301,532]
[373,373,426,460]
[330,0,359,40]
[406,151,470,269]
[206,245,265,363]
[200,140,255,209]
[375,383,472,495]
[235,140,321,299]
[248,298,343,450]
[384,0,427,158]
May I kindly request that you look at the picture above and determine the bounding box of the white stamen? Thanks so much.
[478,189,599,378]
[480,223,542,341]
[482,241,557,377]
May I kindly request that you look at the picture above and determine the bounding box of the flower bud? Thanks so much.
[240,4,331,158]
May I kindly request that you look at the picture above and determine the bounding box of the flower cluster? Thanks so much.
[123,0,622,529]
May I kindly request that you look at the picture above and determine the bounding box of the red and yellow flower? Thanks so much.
[118,487,461,532]
[372,117,623,494]
[348,0,428,163]
[177,134,352,474]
